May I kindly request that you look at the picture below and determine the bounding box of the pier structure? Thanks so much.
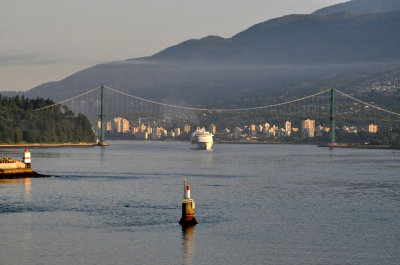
[179,179,197,227]
[0,150,49,179]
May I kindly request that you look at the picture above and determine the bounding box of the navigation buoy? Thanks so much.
[179,179,197,227]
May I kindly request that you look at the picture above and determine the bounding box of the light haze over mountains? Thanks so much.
[10,0,400,106]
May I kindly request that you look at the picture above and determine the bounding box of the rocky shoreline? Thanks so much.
[0,143,97,149]
[0,168,50,179]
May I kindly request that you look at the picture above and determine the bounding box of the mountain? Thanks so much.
[314,0,400,15]
[20,7,400,107]
[148,11,400,64]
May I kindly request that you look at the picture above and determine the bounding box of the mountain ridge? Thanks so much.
[14,1,400,108]
[314,0,400,15]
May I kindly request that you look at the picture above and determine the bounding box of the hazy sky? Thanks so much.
[1,0,346,92]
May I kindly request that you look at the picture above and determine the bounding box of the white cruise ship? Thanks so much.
[191,127,213,150]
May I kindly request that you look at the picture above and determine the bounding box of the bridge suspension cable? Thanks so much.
[31,85,400,117]
[33,86,100,112]
[335,88,400,117]
[104,85,331,112]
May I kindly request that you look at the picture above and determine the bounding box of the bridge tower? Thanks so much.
[98,85,109,146]
[329,88,336,144]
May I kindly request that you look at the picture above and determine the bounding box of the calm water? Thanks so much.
[0,141,399,265]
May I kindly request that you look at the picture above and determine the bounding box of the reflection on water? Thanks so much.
[0,178,31,192]
[24,178,31,199]
[181,226,195,265]
[23,178,32,265]
[0,179,27,185]
[0,178,34,264]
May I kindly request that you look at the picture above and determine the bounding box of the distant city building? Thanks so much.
[113,117,123,133]
[132,126,139,134]
[277,128,287,137]
[284,121,292,136]
[316,125,330,136]
[301,119,315,138]
[368,123,378,133]
[122,119,130,133]
[268,125,278,137]
[209,124,216,135]
[257,125,263,134]
[233,127,242,139]
[140,124,147,133]
[184,124,191,134]
[152,127,163,140]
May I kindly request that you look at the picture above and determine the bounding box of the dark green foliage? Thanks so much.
[0,95,95,144]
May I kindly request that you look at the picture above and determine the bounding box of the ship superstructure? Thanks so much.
[191,127,213,150]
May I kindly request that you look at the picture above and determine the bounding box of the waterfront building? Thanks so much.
[113,117,123,133]
[106,122,112,131]
[284,121,292,136]
[233,127,242,139]
[132,126,140,134]
[140,124,147,133]
[122,119,130,133]
[268,125,278,137]
[152,127,163,140]
[301,119,315,138]
[368,124,378,133]
[146,125,152,135]
[184,124,191,134]
[209,124,216,135]
[316,125,330,136]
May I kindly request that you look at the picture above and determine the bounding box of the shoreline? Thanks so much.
[318,143,400,150]
[1,141,397,151]
[0,168,50,179]
[0,142,97,149]
[216,140,400,150]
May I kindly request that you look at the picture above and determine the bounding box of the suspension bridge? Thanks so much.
[33,85,400,146]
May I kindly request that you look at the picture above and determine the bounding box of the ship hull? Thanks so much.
[193,142,213,150]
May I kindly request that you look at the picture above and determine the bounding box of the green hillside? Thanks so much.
[0,95,95,144]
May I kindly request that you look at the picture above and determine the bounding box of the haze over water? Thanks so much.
[1,141,399,265]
